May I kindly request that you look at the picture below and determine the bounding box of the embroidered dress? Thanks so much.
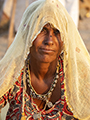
[0,59,78,120]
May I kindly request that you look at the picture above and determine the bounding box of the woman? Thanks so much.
[0,0,90,119]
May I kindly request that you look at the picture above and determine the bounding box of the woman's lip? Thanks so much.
[39,48,55,53]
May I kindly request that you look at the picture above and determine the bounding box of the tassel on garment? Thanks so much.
[21,112,26,120]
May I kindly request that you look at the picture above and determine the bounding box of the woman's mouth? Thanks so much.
[39,48,55,54]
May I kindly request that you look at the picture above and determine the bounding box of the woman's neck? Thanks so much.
[29,58,57,82]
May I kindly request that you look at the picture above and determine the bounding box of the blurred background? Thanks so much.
[0,0,90,60]
[0,0,90,119]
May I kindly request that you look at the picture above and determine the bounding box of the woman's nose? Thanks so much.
[44,31,54,45]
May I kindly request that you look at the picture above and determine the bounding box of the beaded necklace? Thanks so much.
[26,62,59,100]
[21,56,62,120]
[25,59,61,119]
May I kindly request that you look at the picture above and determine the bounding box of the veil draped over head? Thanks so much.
[0,0,90,119]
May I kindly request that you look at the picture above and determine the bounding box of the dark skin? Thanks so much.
[27,23,63,109]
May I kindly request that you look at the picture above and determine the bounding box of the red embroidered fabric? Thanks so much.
[0,58,78,120]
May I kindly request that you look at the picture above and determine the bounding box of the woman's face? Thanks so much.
[30,23,63,63]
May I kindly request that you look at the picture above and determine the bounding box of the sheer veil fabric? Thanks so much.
[0,0,90,119]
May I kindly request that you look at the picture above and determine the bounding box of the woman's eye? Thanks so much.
[41,28,48,33]
[54,29,60,35]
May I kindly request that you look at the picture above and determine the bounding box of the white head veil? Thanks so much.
[0,0,90,119]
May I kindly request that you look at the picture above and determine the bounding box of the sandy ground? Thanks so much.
[78,17,90,53]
